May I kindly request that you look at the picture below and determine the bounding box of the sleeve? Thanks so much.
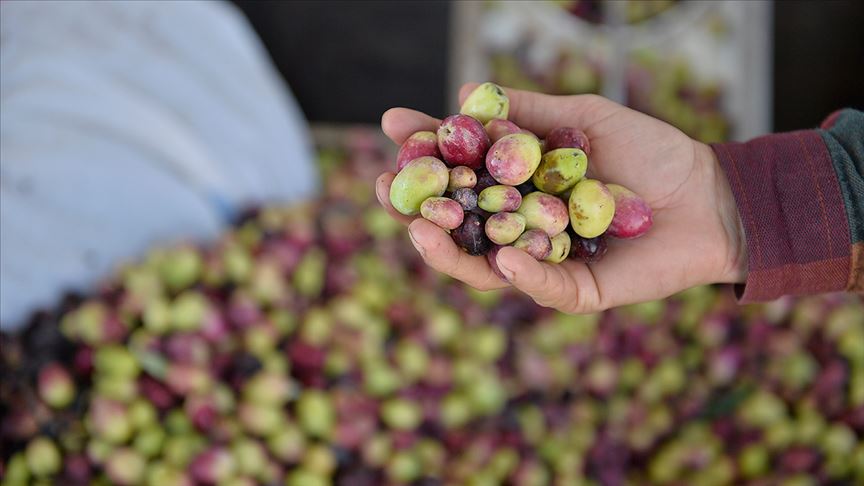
[711,109,864,303]
[819,109,864,293]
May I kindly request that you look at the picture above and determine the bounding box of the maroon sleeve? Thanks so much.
[712,130,851,303]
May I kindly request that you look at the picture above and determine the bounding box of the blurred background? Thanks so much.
[234,0,864,133]
[1,1,863,486]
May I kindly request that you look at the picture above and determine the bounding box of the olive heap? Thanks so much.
[390,83,653,273]
[1,130,863,486]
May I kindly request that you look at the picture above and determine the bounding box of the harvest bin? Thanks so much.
[1,127,862,486]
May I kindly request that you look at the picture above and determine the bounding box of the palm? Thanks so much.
[377,86,743,313]
[570,102,730,300]
[580,106,696,208]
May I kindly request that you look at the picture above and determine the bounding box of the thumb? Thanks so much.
[496,246,598,313]
[458,83,614,138]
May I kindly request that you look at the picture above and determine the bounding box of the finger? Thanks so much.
[381,108,441,145]
[458,83,614,138]
[495,246,603,313]
[408,219,510,291]
[375,173,415,226]
[457,83,482,105]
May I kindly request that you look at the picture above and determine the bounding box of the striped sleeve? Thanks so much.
[712,109,863,303]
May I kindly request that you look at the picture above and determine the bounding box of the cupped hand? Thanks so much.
[375,84,747,313]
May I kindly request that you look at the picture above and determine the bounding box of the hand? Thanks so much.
[375,84,747,313]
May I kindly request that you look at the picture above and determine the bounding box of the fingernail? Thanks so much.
[408,229,426,258]
[375,180,386,203]
[496,257,515,282]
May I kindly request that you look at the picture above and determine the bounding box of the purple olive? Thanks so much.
[451,212,492,256]
[451,188,478,211]
[569,233,608,263]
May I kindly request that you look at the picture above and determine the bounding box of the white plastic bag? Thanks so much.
[1,0,318,328]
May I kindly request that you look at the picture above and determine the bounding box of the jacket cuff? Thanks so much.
[712,130,851,303]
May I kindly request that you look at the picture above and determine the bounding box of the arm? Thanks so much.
[376,84,859,313]
[713,109,864,302]
[377,85,746,313]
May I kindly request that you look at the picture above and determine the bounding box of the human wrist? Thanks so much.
[697,141,748,284]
